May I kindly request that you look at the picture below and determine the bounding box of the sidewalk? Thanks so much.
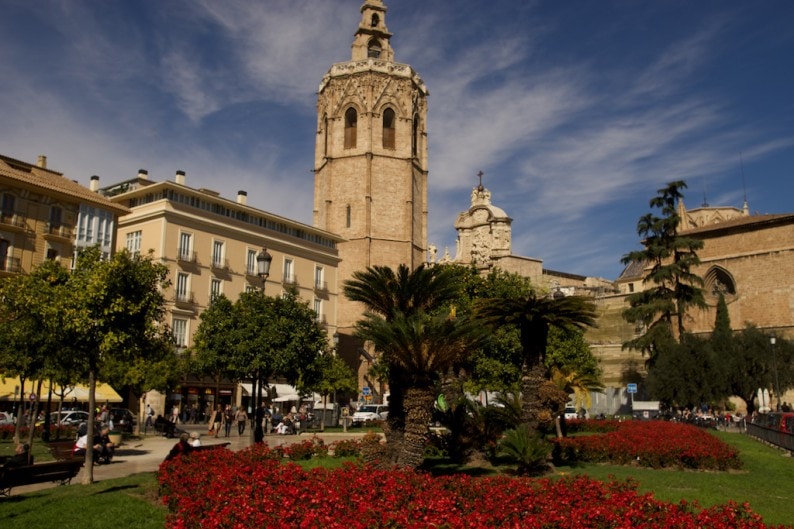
[10,424,370,496]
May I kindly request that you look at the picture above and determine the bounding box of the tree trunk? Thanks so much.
[397,386,435,469]
[520,364,546,432]
[82,370,97,485]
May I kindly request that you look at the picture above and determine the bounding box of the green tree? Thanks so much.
[61,247,172,483]
[0,260,71,445]
[354,309,486,468]
[728,326,794,414]
[621,181,706,363]
[343,264,459,451]
[305,353,358,431]
[476,292,597,430]
[191,290,328,441]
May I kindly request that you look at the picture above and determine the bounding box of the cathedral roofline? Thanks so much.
[319,60,428,95]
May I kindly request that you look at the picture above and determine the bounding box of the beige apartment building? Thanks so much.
[102,169,343,417]
[1,153,127,277]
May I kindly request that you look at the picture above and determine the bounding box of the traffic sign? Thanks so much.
[361,387,371,396]
[627,383,637,394]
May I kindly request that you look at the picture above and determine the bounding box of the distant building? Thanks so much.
[0,153,127,276]
[101,169,343,416]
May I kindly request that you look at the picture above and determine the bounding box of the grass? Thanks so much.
[1,432,791,528]
[556,431,794,527]
[0,473,166,529]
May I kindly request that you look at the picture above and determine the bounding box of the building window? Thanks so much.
[1,193,15,222]
[323,114,329,157]
[367,38,382,58]
[0,239,9,270]
[46,248,58,260]
[314,266,324,289]
[314,298,323,322]
[172,318,188,348]
[126,231,142,255]
[178,232,192,261]
[344,108,357,149]
[283,258,294,283]
[382,108,395,150]
[176,272,190,302]
[50,206,62,229]
[371,14,379,27]
[346,205,351,228]
[412,114,419,157]
[212,240,225,268]
[246,249,257,275]
[210,278,222,301]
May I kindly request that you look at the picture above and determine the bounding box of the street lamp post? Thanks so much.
[771,337,782,412]
[253,248,272,444]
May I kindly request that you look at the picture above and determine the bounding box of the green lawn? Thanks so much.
[1,432,791,528]
[556,432,794,527]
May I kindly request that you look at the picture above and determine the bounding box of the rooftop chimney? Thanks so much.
[90,175,100,192]
[37,155,47,169]
[175,170,186,185]
[138,169,149,180]
[237,190,248,205]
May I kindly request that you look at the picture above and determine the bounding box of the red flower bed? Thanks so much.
[554,420,741,470]
[158,444,774,528]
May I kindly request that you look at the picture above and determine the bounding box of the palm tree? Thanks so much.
[343,264,459,453]
[476,293,597,430]
[354,310,485,468]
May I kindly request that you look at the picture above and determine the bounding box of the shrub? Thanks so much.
[330,438,361,457]
[496,425,552,475]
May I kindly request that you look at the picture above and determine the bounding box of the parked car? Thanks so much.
[48,410,90,426]
[563,407,578,420]
[351,404,388,425]
[0,411,14,425]
[108,408,137,433]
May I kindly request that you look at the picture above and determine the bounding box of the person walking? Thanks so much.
[209,405,222,438]
[236,406,249,436]
[223,404,234,437]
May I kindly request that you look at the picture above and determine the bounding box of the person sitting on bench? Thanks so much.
[4,443,32,467]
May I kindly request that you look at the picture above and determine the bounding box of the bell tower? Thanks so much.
[313,0,429,333]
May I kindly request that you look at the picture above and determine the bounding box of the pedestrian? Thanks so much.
[223,405,234,437]
[145,404,155,432]
[164,432,193,461]
[189,431,202,447]
[209,405,222,438]
[236,406,249,436]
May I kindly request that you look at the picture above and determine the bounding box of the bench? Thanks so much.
[47,440,77,461]
[0,460,84,497]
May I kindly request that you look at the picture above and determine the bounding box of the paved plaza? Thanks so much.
[10,424,370,496]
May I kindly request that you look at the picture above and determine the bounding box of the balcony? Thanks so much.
[43,222,74,241]
[315,314,327,325]
[176,247,198,264]
[0,212,29,232]
[174,291,197,308]
[314,280,329,293]
[0,256,22,275]
[210,257,229,272]
[282,274,299,286]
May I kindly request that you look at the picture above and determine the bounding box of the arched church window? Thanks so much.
[346,205,351,228]
[344,108,357,149]
[704,266,737,302]
[382,108,395,150]
[371,14,379,27]
[367,39,382,59]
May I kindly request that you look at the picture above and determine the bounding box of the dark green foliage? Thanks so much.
[621,181,706,363]
[496,424,552,475]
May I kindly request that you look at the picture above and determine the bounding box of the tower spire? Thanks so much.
[351,0,394,62]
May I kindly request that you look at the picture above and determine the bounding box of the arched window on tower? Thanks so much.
[367,38,382,59]
[382,108,395,150]
[371,14,379,27]
[412,114,420,157]
[346,205,351,228]
[344,107,357,149]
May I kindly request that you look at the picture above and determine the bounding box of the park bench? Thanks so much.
[0,460,84,497]
[47,440,77,460]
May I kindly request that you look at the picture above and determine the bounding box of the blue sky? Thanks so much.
[2,0,792,280]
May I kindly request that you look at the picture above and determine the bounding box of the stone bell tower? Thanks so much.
[313,0,429,338]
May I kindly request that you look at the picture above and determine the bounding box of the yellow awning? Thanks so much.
[0,377,122,403]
